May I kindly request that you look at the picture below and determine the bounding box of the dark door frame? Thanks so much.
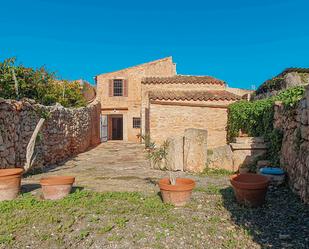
[111,115,123,140]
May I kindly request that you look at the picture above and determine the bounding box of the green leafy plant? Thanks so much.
[0,57,86,108]
[227,86,305,165]
[140,133,155,149]
[147,140,169,169]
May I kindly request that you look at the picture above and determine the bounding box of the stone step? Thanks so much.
[230,142,268,150]
[257,160,272,167]
[234,137,265,144]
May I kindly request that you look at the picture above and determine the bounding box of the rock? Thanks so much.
[279,234,291,240]
[234,137,264,144]
[183,128,207,173]
[257,160,271,167]
[207,145,234,171]
[166,136,184,171]
[284,72,303,88]
[232,149,266,170]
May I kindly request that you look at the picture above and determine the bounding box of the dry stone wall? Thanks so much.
[0,98,101,169]
[274,86,309,203]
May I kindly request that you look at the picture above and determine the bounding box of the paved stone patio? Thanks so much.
[23,142,226,195]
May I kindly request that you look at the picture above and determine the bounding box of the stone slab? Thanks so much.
[184,128,207,173]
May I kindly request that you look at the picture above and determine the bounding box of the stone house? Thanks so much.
[96,57,250,148]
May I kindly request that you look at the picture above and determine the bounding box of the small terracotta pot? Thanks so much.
[159,178,195,207]
[0,168,24,201]
[40,176,75,200]
[230,173,269,207]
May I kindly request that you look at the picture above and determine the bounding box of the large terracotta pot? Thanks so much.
[159,178,195,207]
[0,168,24,201]
[230,173,269,207]
[40,176,75,200]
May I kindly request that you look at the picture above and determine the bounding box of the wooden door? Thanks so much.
[112,117,123,140]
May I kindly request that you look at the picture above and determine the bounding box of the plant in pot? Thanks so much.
[230,173,270,207]
[158,172,195,207]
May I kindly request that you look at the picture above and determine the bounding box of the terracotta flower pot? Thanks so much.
[159,178,195,207]
[40,176,75,200]
[230,173,269,207]
[0,168,24,201]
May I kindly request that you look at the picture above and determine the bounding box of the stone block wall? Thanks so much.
[149,102,230,148]
[0,99,101,169]
[274,86,309,203]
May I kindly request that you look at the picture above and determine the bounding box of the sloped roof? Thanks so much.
[96,57,173,77]
[149,90,241,101]
[142,75,225,85]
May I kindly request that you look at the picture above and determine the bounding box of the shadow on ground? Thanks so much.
[21,183,41,193]
[220,186,309,249]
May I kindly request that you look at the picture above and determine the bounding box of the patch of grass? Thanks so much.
[98,224,114,234]
[208,216,221,224]
[76,229,90,240]
[107,234,123,241]
[194,184,221,195]
[200,167,234,177]
[0,234,14,244]
[0,186,308,248]
[114,217,129,228]
[155,231,166,241]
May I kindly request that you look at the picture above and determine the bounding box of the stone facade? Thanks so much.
[148,101,232,148]
[96,57,251,146]
[0,98,101,169]
[96,57,176,142]
[274,86,309,203]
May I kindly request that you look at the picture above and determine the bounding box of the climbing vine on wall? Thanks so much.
[227,86,306,165]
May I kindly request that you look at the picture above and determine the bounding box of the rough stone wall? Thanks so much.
[254,71,309,100]
[149,101,231,148]
[274,86,309,203]
[0,99,101,169]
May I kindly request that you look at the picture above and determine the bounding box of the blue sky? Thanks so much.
[1,0,309,89]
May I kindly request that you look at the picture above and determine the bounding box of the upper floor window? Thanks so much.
[113,79,123,96]
[109,79,128,97]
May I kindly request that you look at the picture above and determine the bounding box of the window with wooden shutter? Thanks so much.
[109,79,128,97]
[113,79,123,96]
[123,79,128,97]
[108,79,113,97]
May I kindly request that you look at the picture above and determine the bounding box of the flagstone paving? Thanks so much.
[23,141,227,195]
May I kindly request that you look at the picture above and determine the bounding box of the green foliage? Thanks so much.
[0,57,86,108]
[200,167,234,177]
[140,133,155,149]
[227,86,305,165]
[147,140,169,167]
[255,77,284,95]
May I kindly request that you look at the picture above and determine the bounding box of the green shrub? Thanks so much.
[0,57,86,108]
[227,86,305,165]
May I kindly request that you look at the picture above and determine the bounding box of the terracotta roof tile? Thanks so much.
[142,75,225,85]
[149,90,241,101]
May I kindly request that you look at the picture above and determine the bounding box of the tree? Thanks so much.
[0,57,86,107]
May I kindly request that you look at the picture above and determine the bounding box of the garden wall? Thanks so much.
[274,85,309,203]
[0,98,101,169]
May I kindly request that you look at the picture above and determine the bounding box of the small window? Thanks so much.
[133,117,141,128]
[113,79,123,96]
